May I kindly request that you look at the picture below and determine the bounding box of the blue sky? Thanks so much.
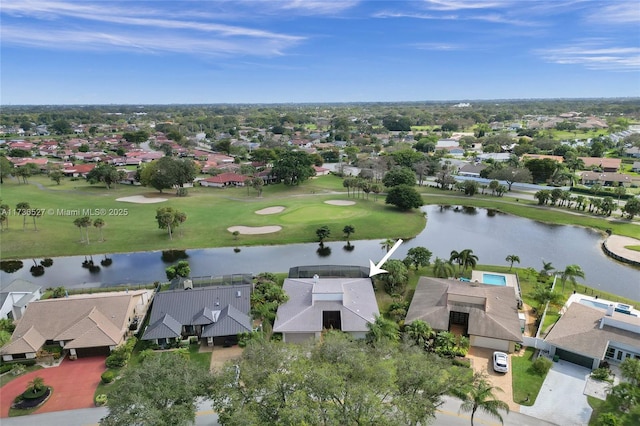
[1,0,639,105]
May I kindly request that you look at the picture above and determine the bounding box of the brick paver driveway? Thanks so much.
[0,356,105,417]
[467,347,519,412]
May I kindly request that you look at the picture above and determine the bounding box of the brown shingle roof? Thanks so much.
[406,278,522,342]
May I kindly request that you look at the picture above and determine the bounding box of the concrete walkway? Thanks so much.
[520,359,592,426]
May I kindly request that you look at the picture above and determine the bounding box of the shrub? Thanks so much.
[452,358,471,368]
[101,370,116,384]
[532,356,553,375]
[95,394,108,406]
[0,364,12,374]
[591,367,612,382]
[106,348,129,368]
[11,364,26,376]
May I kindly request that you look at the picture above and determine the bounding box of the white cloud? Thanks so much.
[422,0,508,11]
[412,42,464,51]
[276,0,360,15]
[587,2,640,24]
[536,41,640,71]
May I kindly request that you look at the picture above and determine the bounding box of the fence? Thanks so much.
[169,274,253,290]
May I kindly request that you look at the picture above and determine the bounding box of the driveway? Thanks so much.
[466,347,519,412]
[0,356,105,417]
[520,359,592,426]
[209,346,243,372]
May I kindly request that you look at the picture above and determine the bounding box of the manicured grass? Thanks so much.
[8,387,53,417]
[625,245,640,252]
[188,344,212,370]
[588,393,640,425]
[511,347,548,406]
[0,175,425,259]
[0,365,43,387]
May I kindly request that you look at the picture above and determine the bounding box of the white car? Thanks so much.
[493,351,509,373]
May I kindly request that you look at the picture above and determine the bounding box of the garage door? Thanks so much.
[555,348,594,369]
[75,346,111,358]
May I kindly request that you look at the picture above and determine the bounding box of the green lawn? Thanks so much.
[0,175,425,259]
[511,347,549,406]
[0,365,43,387]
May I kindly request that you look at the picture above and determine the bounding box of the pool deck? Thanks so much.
[602,235,640,267]
[470,270,521,300]
[565,293,639,316]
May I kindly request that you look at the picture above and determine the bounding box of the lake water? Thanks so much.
[1,205,639,300]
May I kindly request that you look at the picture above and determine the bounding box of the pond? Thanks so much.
[1,205,639,300]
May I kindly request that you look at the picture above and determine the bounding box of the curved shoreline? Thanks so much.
[602,235,640,268]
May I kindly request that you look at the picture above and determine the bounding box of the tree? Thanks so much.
[488,167,533,191]
[272,150,315,185]
[165,260,191,280]
[16,201,30,230]
[100,351,210,426]
[342,225,355,244]
[463,180,479,196]
[505,254,520,271]
[73,217,85,242]
[382,166,416,187]
[155,207,187,240]
[0,203,9,230]
[0,155,14,184]
[15,163,38,184]
[51,119,72,134]
[28,376,45,393]
[559,264,586,293]
[380,238,396,252]
[140,157,197,193]
[365,314,400,345]
[524,158,559,184]
[310,225,330,247]
[452,373,510,426]
[49,168,64,185]
[404,319,433,349]
[539,260,555,279]
[385,184,423,210]
[94,218,105,242]
[432,257,454,278]
[404,246,432,270]
[614,185,626,209]
[531,284,564,313]
[251,276,289,327]
[620,357,640,387]
[86,163,120,189]
[251,177,264,197]
[623,198,640,219]
[375,259,409,295]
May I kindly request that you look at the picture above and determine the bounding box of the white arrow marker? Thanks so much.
[368,239,404,277]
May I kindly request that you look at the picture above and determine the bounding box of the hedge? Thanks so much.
[570,186,634,199]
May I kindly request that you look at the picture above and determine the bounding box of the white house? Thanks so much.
[0,279,42,321]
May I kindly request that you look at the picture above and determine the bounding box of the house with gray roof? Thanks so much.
[273,276,379,343]
[142,285,252,347]
[405,277,522,353]
[0,279,42,321]
[544,301,640,370]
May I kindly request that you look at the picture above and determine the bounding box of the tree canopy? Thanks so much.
[140,157,197,193]
[272,151,315,185]
[100,351,211,426]
[385,184,423,210]
[382,167,416,188]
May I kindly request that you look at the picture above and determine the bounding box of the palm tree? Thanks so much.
[459,249,478,272]
[80,216,92,244]
[432,257,454,278]
[73,217,85,242]
[380,238,396,253]
[505,254,520,271]
[343,225,355,244]
[365,315,400,346]
[28,376,45,393]
[404,319,433,349]
[539,260,555,278]
[559,264,586,293]
[93,218,105,242]
[452,373,510,426]
[531,284,564,313]
[449,250,462,271]
[0,203,10,230]
[315,225,330,246]
[16,201,30,230]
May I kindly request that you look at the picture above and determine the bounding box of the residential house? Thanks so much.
[273,275,380,343]
[1,290,152,361]
[63,163,96,178]
[405,277,522,353]
[200,172,248,188]
[580,171,633,187]
[313,165,330,176]
[476,153,511,162]
[0,279,42,321]
[141,285,252,347]
[9,157,49,170]
[544,299,640,369]
[458,163,487,178]
[624,147,640,158]
[521,154,564,164]
[579,157,621,173]
[631,161,640,173]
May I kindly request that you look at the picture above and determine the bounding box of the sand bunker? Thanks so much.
[255,206,285,215]
[228,225,282,235]
[116,195,168,204]
[324,200,356,206]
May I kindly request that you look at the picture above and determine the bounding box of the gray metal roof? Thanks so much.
[142,285,252,340]
[273,278,379,333]
[1,279,41,295]
[406,277,522,342]
[144,314,182,340]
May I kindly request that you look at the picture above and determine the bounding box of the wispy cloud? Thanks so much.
[586,2,640,24]
[536,40,640,71]
[422,0,508,11]
[412,42,465,51]
[1,0,304,56]
[275,0,360,15]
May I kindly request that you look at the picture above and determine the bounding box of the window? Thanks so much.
[605,347,615,358]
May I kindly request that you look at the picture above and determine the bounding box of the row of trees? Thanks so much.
[535,188,640,219]
[72,217,106,244]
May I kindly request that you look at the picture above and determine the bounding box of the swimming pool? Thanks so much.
[482,273,507,286]
[579,299,609,310]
